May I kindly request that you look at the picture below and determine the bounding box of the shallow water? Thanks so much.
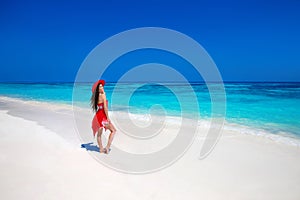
[1,82,299,139]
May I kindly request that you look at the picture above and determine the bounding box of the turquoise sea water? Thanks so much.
[0,82,300,139]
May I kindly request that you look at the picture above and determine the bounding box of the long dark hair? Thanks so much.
[90,83,100,112]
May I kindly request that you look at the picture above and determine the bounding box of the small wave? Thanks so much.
[223,121,300,147]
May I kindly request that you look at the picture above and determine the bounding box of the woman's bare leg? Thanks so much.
[97,128,105,153]
[104,123,116,153]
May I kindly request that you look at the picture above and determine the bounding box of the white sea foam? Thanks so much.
[223,120,300,147]
[110,109,300,147]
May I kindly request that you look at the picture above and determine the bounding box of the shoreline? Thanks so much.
[1,95,300,147]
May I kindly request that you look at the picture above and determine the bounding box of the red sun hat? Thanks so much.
[92,79,105,93]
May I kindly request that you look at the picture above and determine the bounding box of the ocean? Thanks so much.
[0,82,300,142]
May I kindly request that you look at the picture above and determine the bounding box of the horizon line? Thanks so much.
[1,80,300,84]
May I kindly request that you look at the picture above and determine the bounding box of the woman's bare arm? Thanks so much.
[103,93,110,121]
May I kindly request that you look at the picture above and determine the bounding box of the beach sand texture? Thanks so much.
[0,96,300,200]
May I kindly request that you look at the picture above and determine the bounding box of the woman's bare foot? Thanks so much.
[99,148,106,153]
[104,147,111,154]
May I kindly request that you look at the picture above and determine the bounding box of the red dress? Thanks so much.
[92,101,108,136]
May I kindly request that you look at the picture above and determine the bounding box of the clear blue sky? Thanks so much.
[0,0,300,82]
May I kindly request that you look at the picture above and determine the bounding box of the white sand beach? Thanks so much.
[0,96,300,200]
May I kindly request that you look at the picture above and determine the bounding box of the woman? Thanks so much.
[90,80,116,154]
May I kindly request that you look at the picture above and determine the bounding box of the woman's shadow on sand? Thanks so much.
[81,142,99,152]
